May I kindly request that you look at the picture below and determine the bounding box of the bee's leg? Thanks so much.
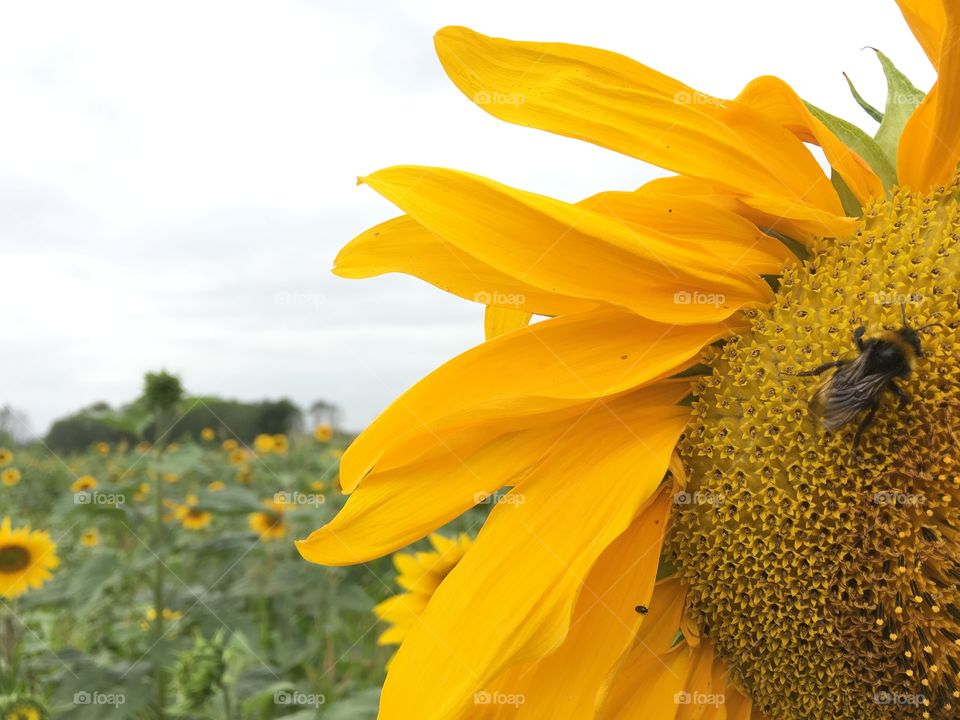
[854,326,867,351]
[796,359,849,377]
[888,380,911,407]
[851,401,879,461]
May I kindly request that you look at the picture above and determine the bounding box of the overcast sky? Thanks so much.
[2,0,935,436]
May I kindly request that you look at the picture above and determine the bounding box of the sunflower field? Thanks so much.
[0,420,398,720]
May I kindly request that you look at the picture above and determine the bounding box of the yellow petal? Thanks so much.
[360,166,772,324]
[335,306,735,492]
[515,490,674,719]
[898,3,960,190]
[737,76,884,203]
[378,389,690,718]
[896,0,946,68]
[335,215,594,317]
[598,645,693,720]
[434,26,842,219]
[484,306,533,340]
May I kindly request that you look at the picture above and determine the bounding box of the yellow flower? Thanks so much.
[208,480,225,492]
[235,465,253,484]
[272,434,288,453]
[1,469,21,487]
[135,441,152,454]
[94,442,109,456]
[0,517,58,598]
[296,8,960,718]
[222,439,238,451]
[253,433,275,454]
[374,533,472,665]
[70,475,97,493]
[140,606,183,630]
[133,482,150,502]
[200,427,216,442]
[162,473,178,484]
[313,423,333,442]
[2,699,44,720]
[79,528,99,547]
[0,448,12,466]
[228,448,248,466]
[167,442,180,452]
[248,499,288,540]
[310,480,326,492]
[174,494,212,530]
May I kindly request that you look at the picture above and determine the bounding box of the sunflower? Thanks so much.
[79,528,99,547]
[249,499,288,541]
[228,448,248,466]
[0,518,58,598]
[253,433,276,454]
[208,480,225,492]
[0,697,45,720]
[69,475,97,493]
[200,427,216,442]
[174,494,212,531]
[1,469,20,487]
[133,482,150,502]
[272,434,289,453]
[298,5,960,718]
[222,438,238,451]
[0,448,12,466]
[374,533,472,665]
[235,465,253,484]
[162,472,179,484]
[94,442,109,456]
[313,423,333,442]
[140,606,183,631]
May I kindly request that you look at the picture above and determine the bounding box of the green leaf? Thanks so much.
[831,170,863,217]
[843,72,883,123]
[873,49,924,171]
[804,101,897,189]
[195,486,263,513]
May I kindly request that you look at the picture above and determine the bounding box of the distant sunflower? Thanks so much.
[249,499,288,540]
[174,494,212,531]
[1,468,21,487]
[0,517,58,598]
[69,475,97,493]
[208,480,225,492]
[140,606,183,631]
[222,438,239,451]
[374,533,472,665]
[79,528,99,548]
[0,448,12,466]
[313,424,333,442]
[162,473,179,484]
[272,434,289,453]
[228,448,248,466]
[200,427,216,442]
[0,697,45,720]
[253,434,276,454]
[298,4,960,718]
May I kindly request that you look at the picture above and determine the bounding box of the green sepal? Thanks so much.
[831,169,864,217]
[804,101,897,189]
[843,72,883,123]
[873,49,924,170]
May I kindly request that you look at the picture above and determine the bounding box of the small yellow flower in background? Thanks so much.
[313,423,333,442]
[253,433,275,454]
[135,441,152,454]
[162,473,178,484]
[272,434,289,453]
[248,499,288,540]
[0,517,59,598]
[1,698,45,720]
[235,465,253,484]
[140,606,183,630]
[0,448,12,466]
[94,442,109,456]
[174,494,212,531]
[1,469,21,487]
[374,534,473,663]
[222,438,238,451]
[228,448,248,465]
[80,528,99,548]
[310,480,326,492]
[200,427,216,442]
[167,442,180,452]
[133,482,150,502]
[70,475,97,493]
[207,480,225,492]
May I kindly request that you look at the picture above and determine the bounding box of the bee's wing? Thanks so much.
[809,354,890,431]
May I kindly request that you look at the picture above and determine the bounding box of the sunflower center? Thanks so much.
[0,545,31,573]
[672,177,960,719]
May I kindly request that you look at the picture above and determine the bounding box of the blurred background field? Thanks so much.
[0,372,453,720]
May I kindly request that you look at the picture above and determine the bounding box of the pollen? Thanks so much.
[672,177,960,719]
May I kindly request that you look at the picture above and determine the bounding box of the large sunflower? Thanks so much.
[298,3,960,718]
[0,517,59,599]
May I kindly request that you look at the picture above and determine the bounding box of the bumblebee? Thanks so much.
[796,306,939,458]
